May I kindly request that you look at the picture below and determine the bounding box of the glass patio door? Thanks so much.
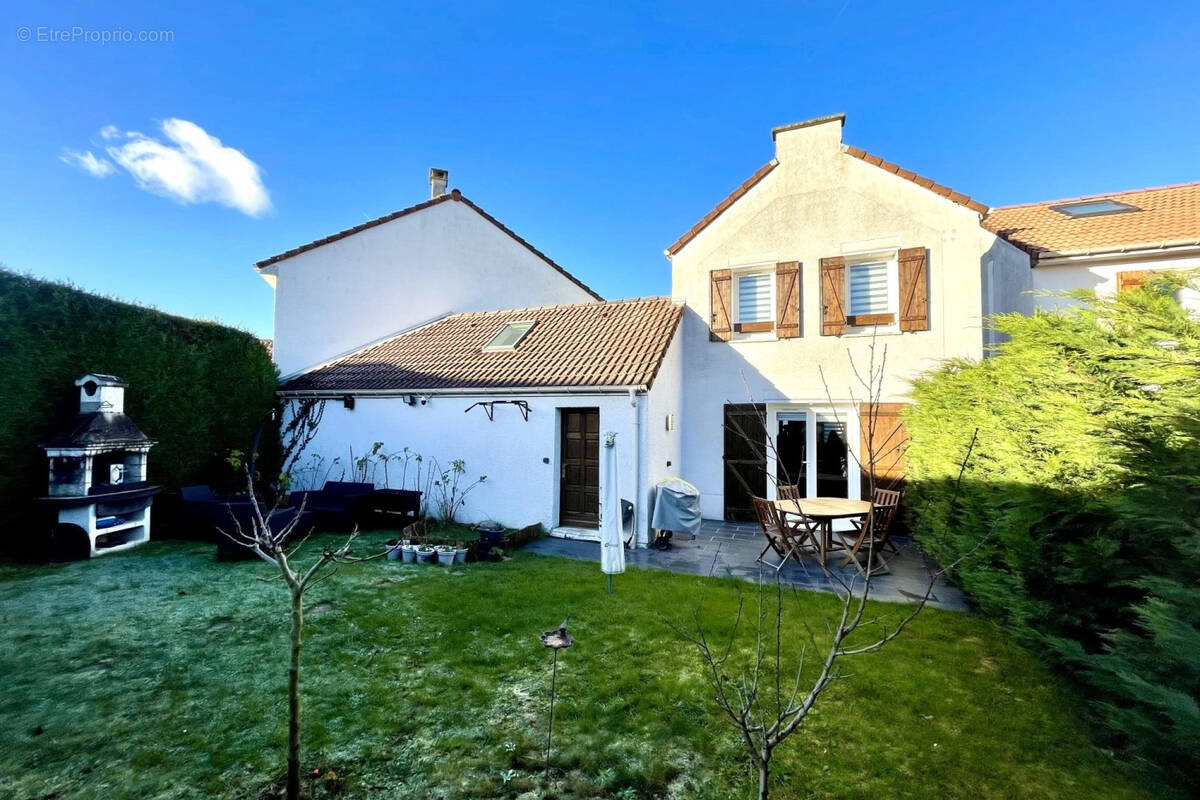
[772,408,855,500]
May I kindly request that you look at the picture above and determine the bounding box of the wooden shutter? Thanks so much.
[898,247,929,332]
[819,257,846,336]
[1117,270,1158,294]
[710,269,732,341]
[775,261,801,339]
[859,402,909,492]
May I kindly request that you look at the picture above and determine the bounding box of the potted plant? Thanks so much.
[415,545,436,564]
[385,538,408,560]
[435,545,456,565]
[476,519,506,560]
[401,542,418,563]
[454,543,469,564]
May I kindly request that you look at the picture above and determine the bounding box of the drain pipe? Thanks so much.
[628,387,643,548]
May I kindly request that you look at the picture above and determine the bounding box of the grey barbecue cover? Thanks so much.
[650,478,702,536]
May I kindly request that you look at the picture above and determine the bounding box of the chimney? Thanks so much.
[429,168,448,199]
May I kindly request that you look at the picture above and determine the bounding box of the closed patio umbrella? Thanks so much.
[600,432,625,589]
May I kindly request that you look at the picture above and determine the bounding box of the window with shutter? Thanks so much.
[727,267,775,334]
[848,262,889,315]
[737,273,772,324]
[843,252,897,328]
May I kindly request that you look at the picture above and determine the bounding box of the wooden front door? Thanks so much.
[560,408,600,528]
[723,403,767,521]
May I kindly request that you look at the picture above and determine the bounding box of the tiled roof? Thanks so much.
[843,146,989,215]
[665,160,778,256]
[282,297,683,394]
[255,189,602,301]
[983,182,1200,258]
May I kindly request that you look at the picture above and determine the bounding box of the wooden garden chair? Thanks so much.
[752,496,821,572]
[777,484,802,501]
[840,489,902,575]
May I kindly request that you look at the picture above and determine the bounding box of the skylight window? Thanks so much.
[483,320,535,351]
[1051,199,1139,217]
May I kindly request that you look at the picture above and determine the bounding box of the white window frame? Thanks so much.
[764,404,861,502]
[482,320,535,352]
[843,249,899,334]
[730,263,776,340]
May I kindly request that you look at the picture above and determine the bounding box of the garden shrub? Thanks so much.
[905,273,1200,792]
[0,269,279,550]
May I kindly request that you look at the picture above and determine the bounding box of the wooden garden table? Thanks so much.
[774,497,872,566]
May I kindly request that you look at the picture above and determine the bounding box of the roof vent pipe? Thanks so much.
[430,168,448,199]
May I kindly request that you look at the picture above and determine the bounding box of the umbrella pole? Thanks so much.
[606,573,614,594]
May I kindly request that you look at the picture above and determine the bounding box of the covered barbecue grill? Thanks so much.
[649,477,701,550]
[39,374,160,558]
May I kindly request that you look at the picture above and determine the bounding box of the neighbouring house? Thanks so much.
[666,114,1031,520]
[982,182,1200,312]
[259,118,1198,539]
[276,298,683,545]
[256,169,601,377]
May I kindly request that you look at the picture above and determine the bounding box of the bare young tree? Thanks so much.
[677,336,981,799]
[219,467,381,800]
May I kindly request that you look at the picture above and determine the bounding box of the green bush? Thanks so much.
[905,273,1200,792]
[0,269,279,546]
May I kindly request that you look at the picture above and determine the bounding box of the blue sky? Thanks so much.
[3,1,1198,338]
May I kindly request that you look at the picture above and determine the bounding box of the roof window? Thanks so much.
[483,321,535,351]
[1051,199,1139,217]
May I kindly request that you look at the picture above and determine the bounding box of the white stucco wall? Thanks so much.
[644,319,685,517]
[1032,251,1200,313]
[289,389,668,546]
[668,117,1031,518]
[982,233,1035,349]
[264,198,597,375]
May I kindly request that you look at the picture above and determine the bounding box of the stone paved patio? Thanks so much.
[525,519,969,611]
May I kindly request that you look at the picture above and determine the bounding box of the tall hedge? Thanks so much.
[905,274,1200,791]
[0,269,279,545]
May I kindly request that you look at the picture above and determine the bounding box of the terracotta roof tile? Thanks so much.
[665,160,778,256]
[983,182,1200,258]
[282,298,683,394]
[843,146,990,215]
[255,190,602,301]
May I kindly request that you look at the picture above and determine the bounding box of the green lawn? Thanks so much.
[0,531,1149,800]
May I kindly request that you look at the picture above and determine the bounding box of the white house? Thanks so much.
[258,120,1197,538]
[256,170,601,377]
[665,114,1031,520]
[276,298,683,545]
[982,182,1200,313]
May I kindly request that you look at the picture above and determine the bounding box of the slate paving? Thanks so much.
[525,519,969,611]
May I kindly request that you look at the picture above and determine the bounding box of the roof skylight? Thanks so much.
[483,320,535,351]
[1051,199,1139,217]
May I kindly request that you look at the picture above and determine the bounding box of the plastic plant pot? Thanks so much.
[436,546,456,565]
[385,540,404,560]
[455,547,469,564]
[401,544,417,563]
[415,546,436,564]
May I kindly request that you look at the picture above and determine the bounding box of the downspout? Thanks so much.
[629,388,643,548]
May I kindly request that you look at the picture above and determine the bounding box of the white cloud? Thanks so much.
[104,119,272,216]
[59,149,116,178]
